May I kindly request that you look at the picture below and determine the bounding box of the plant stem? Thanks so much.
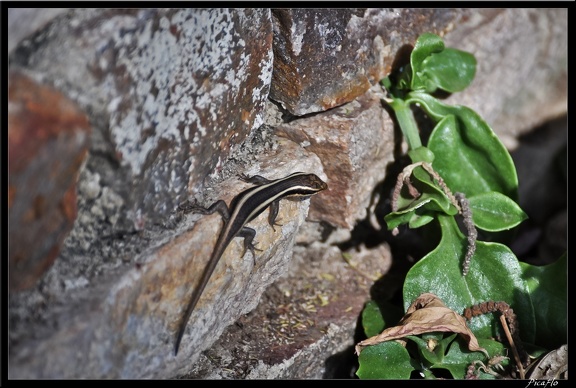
[388,98,422,150]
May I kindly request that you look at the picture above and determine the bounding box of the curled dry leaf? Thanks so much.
[355,293,488,357]
[525,344,568,380]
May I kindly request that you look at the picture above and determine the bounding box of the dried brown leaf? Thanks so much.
[356,293,488,357]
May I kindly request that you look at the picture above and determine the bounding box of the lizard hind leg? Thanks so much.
[238,226,261,267]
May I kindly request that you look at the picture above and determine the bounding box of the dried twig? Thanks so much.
[455,192,477,276]
[390,164,477,277]
[499,314,525,379]
[463,300,529,377]
[419,162,460,212]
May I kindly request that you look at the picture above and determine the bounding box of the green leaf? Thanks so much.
[408,146,435,164]
[407,332,455,366]
[412,166,459,215]
[411,33,445,69]
[403,215,535,343]
[392,192,432,215]
[361,300,404,340]
[385,205,428,230]
[384,198,444,231]
[361,300,386,338]
[468,192,528,232]
[408,213,435,229]
[421,48,477,93]
[410,33,445,91]
[408,92,519,201]
[438,337,509,379]
[356,341,415,379]
[380,76,392,90]
[520,254,567,349]
[384,164,459,231]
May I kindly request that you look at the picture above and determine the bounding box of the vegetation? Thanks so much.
[354,33,567,380]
